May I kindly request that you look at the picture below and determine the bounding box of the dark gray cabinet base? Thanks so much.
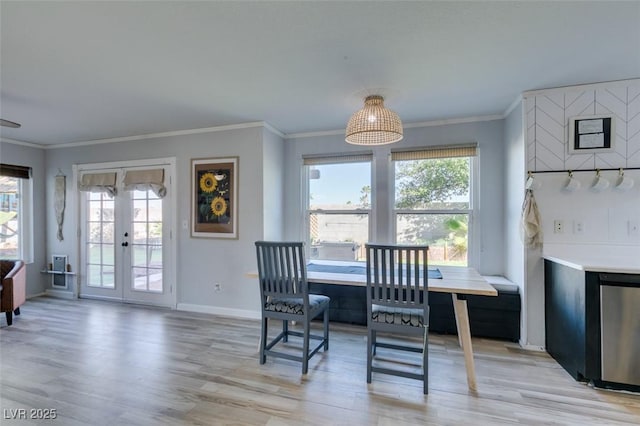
[544,259,640,392]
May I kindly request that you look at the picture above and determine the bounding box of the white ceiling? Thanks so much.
[1,1,639,146]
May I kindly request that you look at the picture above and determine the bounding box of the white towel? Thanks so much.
[521,189,542,248]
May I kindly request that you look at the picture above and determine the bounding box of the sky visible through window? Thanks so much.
[309,163,370,208]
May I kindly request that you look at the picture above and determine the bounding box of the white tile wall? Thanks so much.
[526,81,640,171]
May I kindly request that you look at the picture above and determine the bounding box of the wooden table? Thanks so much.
[247,264,497,391]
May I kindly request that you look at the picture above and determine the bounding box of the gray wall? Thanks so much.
[284,120,506,275]
[261,127,285,241]
[0,141,48,296]
[503,102,528,346]
[42,125,279,317]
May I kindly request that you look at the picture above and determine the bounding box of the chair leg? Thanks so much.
[302,318,310,374]
[5,311,13,326]
[260,317,268,364]
[423,329,429,395]
[372,330,377,356]
[14,307,20,316]
[282,320,289,342]
[323,308,329,351]
[366,327,373,383]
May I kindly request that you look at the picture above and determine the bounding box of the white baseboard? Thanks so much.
[45,289,76,299]
[27,292,46,299]
[177,303,261,320]
[519,342,546,352]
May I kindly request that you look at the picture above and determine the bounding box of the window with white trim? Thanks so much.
[304,154,372,261]
[0,164,33,262]
[392,145,476,266]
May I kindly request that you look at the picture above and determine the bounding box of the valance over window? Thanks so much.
[303,153,373,165]
[0,163,32,179]
[78,172,117,196]
[391,143,477,161]
[123,169,166,198]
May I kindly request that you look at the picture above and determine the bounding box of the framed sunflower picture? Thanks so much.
[191,157,238,239]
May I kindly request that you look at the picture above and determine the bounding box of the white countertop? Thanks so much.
[543,244,640,274]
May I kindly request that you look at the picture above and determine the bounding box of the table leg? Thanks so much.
[451,294,477,391]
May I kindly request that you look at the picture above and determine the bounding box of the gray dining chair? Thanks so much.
[255,241,330,374]
[365,243,430,394]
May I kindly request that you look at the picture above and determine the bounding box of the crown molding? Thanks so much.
[44,121,271,149]
[284,114,504,140]
[503,95,523,118]
[403,114,503,129]
[0,137,45,149]
[261,122,286,138]
[522,78,640,98]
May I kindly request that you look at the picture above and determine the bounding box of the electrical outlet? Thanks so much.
[214,283,222,292]
[573,221,584,234]
[628,220,639,237]
[554,220,564,234]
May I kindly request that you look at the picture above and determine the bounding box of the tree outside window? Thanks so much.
[394,156,472,266]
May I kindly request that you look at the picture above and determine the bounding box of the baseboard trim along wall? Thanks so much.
[44,289,75,299]
[177,303,261,320]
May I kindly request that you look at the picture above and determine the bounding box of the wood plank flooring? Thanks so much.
[1,297,639,425]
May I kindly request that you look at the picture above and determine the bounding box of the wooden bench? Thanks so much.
[429,276,520,342]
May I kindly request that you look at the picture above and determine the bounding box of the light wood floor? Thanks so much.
[1,297,639,425]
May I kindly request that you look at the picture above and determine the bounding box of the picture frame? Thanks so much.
[568,114,615,154]
[191,157,238,239]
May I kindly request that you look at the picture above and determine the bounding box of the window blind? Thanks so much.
[0,163,32,179]
[303,153,373,166]
[123,168,166,198]
[78,172,117,196]
[391,143,477,161]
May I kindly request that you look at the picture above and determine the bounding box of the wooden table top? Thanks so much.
[246,263,497,297]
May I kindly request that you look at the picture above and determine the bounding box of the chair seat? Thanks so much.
[372,304,425,327]
[265,294,330,315]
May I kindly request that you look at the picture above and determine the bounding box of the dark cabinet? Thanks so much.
[545,260,600,381]
[545,259,640,392]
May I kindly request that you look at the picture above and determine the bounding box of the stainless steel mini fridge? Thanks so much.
[600,273,640,387]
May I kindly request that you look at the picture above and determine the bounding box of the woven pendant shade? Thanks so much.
[345,95,403,145]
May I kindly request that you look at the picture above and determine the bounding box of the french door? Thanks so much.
[77,159,175,307]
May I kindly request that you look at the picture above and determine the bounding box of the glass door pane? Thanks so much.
[86,192,115,288]
[130,189,163,293]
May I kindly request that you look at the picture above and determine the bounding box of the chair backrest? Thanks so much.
[255,241,309,301]
[365,244,429,310]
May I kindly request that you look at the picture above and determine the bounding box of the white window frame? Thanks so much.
[303,154,373,261]
[0,175,33,263]
[391,145,478,267]
[19,178,34,263]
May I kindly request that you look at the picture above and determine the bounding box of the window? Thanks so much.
[392,145,476,266]
[305,154,372,261]
[0,164,33,262]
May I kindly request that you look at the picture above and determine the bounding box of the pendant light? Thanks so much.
[345,95,403,145]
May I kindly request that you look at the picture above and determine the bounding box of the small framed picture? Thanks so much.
[568,114,615,154]
[191,157,238,239]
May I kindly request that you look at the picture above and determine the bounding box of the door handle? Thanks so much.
[122,242,129,247]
